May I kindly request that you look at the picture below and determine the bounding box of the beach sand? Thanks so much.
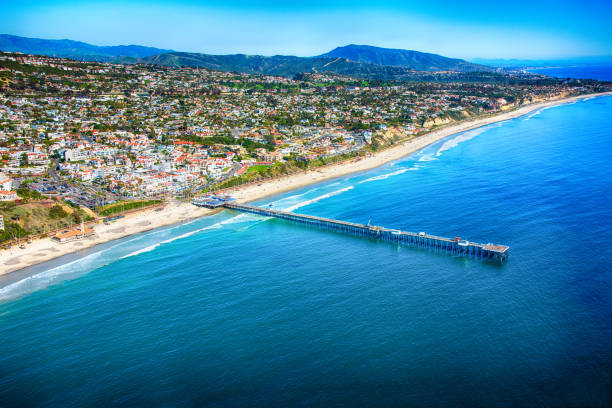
[2,92,610,276]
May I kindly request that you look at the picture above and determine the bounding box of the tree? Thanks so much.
[20,153,28,167]
[16,188,42,203]
[49,205,68,219]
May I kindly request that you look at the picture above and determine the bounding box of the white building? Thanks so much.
[0,175,12,191]
[0,190,18,201]
[64,148,90,162]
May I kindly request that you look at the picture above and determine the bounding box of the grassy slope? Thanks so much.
[0,199,92,244]
[97,200,162,216]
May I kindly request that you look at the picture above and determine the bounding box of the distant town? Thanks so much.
[0,50,609,245]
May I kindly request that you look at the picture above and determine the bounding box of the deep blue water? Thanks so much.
[528,65,612,81]
[1,96,611,407]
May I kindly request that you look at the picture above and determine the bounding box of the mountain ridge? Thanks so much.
[319,44,489,72]
[0,34,172,61]
[0,34,495,79]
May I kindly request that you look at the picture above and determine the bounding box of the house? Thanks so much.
[79,169,94,181]
[51,224,95,243]
[0,175,12,191]
[64,148,89,162]
[0,190,18,201]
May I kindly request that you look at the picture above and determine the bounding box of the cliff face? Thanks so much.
[423,117,452,128]
[522,91,571,105]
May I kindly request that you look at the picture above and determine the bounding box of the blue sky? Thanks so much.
[2,0,611,59]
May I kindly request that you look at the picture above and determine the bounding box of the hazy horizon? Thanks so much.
[1,0,611,60]
[3,33,612,65]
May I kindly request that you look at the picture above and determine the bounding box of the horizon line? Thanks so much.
[2,33,612,61]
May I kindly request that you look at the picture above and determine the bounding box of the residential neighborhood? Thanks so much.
[0,50,609,245]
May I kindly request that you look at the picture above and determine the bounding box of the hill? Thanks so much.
[0,34,172,62]
[319,44,490,72]
[142,52,497,81]
[143,52,367,76]
[0,34,496,80]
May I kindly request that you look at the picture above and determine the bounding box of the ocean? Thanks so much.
[0,96,611,407]
[528,65,612,81]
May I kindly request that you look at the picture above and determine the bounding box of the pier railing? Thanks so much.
[199,200,509,261]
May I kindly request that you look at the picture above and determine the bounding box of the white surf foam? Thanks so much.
[120,222,225,260]
[435,124,496,156]
[0,184,356,302]
[119,243,160,259]
[283,186,354,212]
[0,251,110,303]
[360,169,409,183]
[524,105,555,120]
[0,215,234,302]
[360,163,425,183]
[418,154,436,162]
[216,213,263,225]
[160,223,222,244]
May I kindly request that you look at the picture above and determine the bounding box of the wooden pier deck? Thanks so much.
[193,197,509,260]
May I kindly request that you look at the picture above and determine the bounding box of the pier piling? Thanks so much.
[192,197,509,261]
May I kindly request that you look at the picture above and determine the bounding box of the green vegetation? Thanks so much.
[207,151,364,191]
[97,200,162,216]
[0,35,171,62]
[141,50,498,81]
[16,188,43,203]
[0,199,92,244]
[246,164,272,174]
[0,221,28,245]
[49,204,68,219]
[0,59,84,77]
[180,134,273,151]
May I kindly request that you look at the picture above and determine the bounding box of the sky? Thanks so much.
[1,0,611,59]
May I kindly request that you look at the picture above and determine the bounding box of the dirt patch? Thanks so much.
[80,206,97,219]
[23,199,56,210]
[61,205,74,214]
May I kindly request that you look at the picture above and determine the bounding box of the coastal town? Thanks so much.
[2,1,611,405]
[0,50,610,248]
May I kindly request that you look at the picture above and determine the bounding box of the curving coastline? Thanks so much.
[1,91,610,277]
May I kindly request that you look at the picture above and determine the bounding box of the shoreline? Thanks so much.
[1,91,610,278]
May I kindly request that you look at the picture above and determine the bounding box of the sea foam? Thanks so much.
[284,186,354,212]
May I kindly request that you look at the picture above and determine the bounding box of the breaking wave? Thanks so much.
[435,123,501,156]
[284,186,354,212]
[0,220,228,302]
[120,223,225,259]
[0,251,109,303]
[418,154,436,162]
[524,106,555,120]
[360,168,409,183]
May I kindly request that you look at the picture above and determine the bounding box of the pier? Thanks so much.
[192,197,509,260]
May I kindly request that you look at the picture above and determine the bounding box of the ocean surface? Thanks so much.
[1,96,611,407]
[528,65,612,81]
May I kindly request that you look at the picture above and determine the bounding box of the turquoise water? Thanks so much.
[1,96,611,407]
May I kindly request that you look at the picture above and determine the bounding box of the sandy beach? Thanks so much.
[1,92,610,276]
